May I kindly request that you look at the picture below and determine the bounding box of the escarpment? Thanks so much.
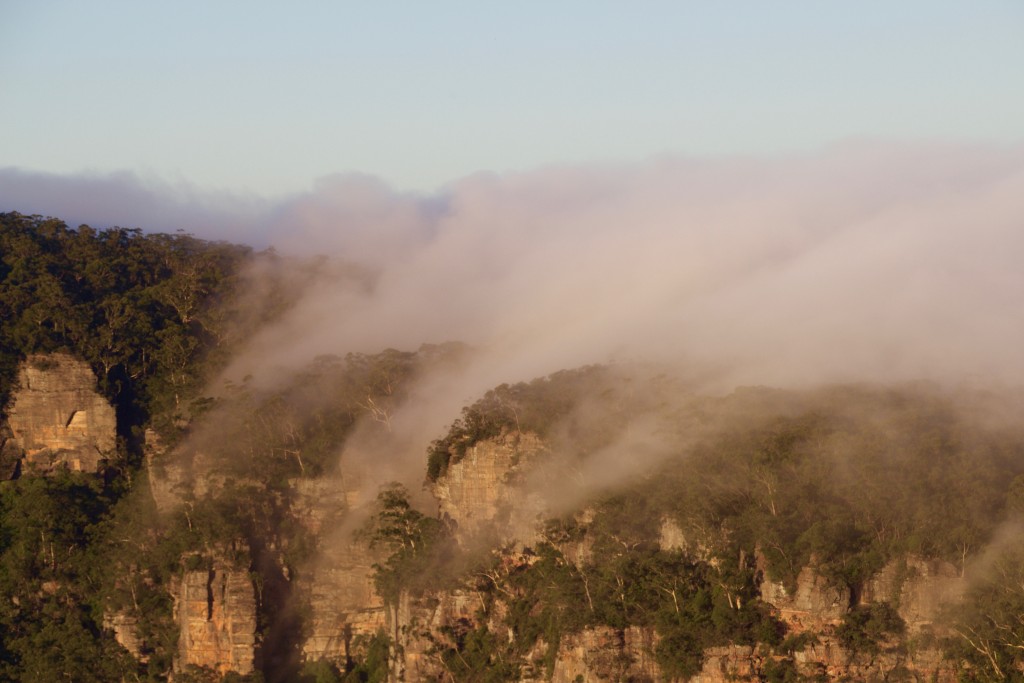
[142,377,1024,680]
[1,353,116,476]
[432,431,548,543]
[5,348,1024,681]
[175,550,257,676]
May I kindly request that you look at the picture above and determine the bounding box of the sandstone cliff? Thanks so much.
[432,432,547,543]
[861,556,965,635]
[2,353,116,475]
[546,626,660,683]
[174,552,257,676]
[125,407,982,681]
[759,564,850,629]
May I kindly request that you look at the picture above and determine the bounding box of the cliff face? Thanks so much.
[432,432,547,542]
[116,411,982,681]
[399,434,970,683]
[174,555,257,676]
[862,556,965,634]
[2,353,116,475]
[547,626,660,683]
[746,555,965,683]
[299,541,387,664]
[689,642,958,683]
[759,564,851,628]
[289,477,389,665]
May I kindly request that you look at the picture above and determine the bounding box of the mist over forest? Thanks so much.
[3,142,1024,681]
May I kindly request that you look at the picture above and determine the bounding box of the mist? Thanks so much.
[214,140,1024,398]
[7,140,1024,496]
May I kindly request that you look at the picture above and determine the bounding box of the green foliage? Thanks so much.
[0,212,253,440]
[341,631,390,683]
[460,508,783,681]
[835,603,906,654]
[194,349,424,481]
[947,538,1024,680]
[0,473,139,681]
[426,366,615,480]
[502,542,591,663]
[5,212,1024,683]
[301,658,344,683]
[655,384,1024,590]
[762,656,803,683]
[414,378,1024,679]
[436,620,519,682]
[369,483,456,604]
[778,631,819,655]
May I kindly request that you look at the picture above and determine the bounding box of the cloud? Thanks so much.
[6,140,1024,402]
[213,141,1024,400]
[0,167,268,240]
[14,140,1024,534]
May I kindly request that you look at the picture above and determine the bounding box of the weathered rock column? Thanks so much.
[175,557,257,676]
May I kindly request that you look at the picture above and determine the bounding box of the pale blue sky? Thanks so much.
[2,1,1022,196]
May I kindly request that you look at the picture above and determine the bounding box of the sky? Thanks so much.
[3,0,1024,403]
[2,1,1023,202]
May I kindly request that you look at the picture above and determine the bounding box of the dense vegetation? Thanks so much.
[404,375,1024,680]
[4,212,1024,681]
[0,212,258,439]
[0,213,446,682]
[426,365,651,481]
[0,212,267,680]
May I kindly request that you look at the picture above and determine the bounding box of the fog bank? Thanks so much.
[231,141,1024,397]
[6,141,1024,397]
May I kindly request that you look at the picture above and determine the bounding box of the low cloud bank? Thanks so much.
[232,141,1024,399]
[5,141,1024,398]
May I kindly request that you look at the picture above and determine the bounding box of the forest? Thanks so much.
[2,212,1024,682]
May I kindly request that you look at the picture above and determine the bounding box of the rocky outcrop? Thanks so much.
[760,564,851,628]
[131,426,971,681]
[792,638,957,682]
[861,556,965,634]
[175,556,257,676]
[3,353,116,475]
[658,517,687,552]
[547,626,660,683]
[690,645,758,683]
[143,428,187,514]
[103,612,146,662]
[392,589,486,682]
[688,641,958,683]
[290,476,391,665]
[432,433,547,542]
[300,541,387,665]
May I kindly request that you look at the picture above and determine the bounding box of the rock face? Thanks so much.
[299,541,387,664]
[690,645,758,683]
[290,477,389,665]
[760,564,851,628]
[103,612,146,662]
[658,517,687,552]
[432,433,546,542]
[862,556,965,634]
[392,589,484,682]
[175,558,257,676]
[689,640,959,683]
[3,353,116,475]
[548,626,660,683]
[129,425,971,681]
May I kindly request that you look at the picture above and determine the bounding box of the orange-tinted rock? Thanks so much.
[175,560,256,675]
[4,353,116,475]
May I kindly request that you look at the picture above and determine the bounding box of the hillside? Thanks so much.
[1,213,1024,682]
